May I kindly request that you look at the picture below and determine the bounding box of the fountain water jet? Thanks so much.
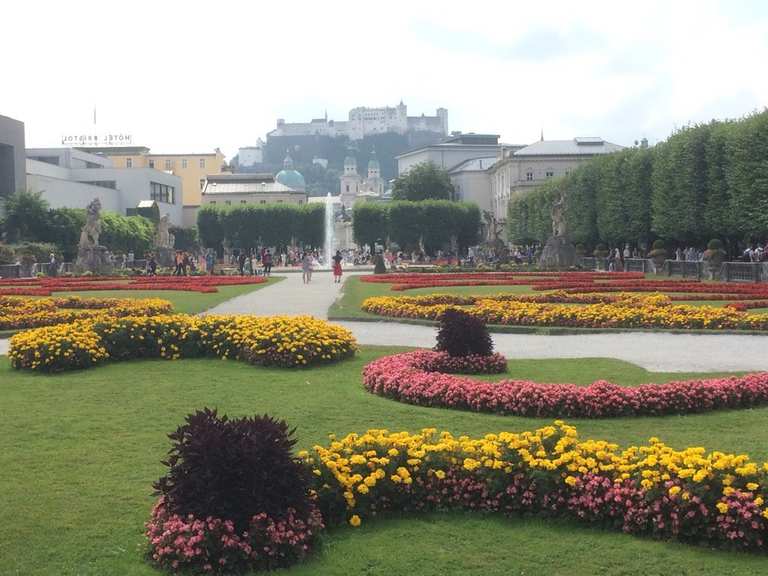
[323,192,335,269]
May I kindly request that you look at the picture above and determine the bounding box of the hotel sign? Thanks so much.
[61,133,134,147]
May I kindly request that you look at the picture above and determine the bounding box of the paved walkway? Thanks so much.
[2,272,768,373]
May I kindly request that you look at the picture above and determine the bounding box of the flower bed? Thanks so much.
[0,275,268,296]
[362,350,768,418]
[361,293,768,331]
[0,295,172,330]
[9,315,357,372]
[305,421,768,553]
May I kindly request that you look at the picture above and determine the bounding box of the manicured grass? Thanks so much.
[52,276,283,314]
[1,349,767,575]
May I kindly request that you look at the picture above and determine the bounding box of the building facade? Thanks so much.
[339,149,386,209]
[25,148,183,224]
[396,133,510,175]
[201,173,307,206]
[447,157,498,212]
[237,139,265,168]
[269,102,448,141]
[79,146,226,208]
[489,137,624,222]
[0,114,26,199]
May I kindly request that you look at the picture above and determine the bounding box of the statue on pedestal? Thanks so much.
[539,192,576,269]
[153,214,176,267]
[75,198,113,275]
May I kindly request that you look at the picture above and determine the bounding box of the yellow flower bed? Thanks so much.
[304,422,768,550]
[0,296,173,330]
[9,315,357,372]
[361,292,768,330]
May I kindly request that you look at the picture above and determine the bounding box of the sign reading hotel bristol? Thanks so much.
[61,133,134,147]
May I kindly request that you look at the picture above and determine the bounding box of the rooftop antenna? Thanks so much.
[540,128,544,141]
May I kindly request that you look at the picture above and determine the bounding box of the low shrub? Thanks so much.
[146,409,323,573]
[435,308,494,357]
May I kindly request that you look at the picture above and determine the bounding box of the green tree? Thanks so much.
[727,110,768,241]
[352,203,388,251]
[391,162,454,201]
[1,190,50,243]
[197,206,226,251]
[388,201,424,251]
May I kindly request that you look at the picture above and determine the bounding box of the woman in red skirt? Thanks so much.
[332,250,343,283]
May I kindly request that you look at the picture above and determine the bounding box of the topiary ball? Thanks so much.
[435,308,494,358]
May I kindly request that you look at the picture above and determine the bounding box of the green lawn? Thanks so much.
[1,349,767,575]
[51,276,283,314]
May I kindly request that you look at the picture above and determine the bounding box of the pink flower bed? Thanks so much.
[145,497,323,574]
[420,351,507,374]
[363,350,768,418]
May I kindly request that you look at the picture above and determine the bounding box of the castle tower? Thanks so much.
[436,107,449,136]
[367,147,380,180]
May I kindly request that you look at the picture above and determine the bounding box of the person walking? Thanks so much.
[263,249,273,277]
[148,254,158,276]
[205,250,215,275]
[302,251,313,284]
[332,250,343,283]
[238,252,247,275]
[48,253,58,277]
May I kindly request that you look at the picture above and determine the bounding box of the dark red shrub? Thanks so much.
[153,408,312,532]
[435,308,494,357]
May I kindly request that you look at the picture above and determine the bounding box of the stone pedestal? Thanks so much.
[75,245,113,275]
[155,247,175,268]
[539,236,576,270]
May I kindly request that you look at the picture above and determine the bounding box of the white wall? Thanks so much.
[397,146,500,175]
[451,171,492,212]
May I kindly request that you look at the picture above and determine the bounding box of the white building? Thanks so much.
[447,157,498,212]
[268,102,448,141]
[237,139,265,167]
[396,133,512,175]
[25,148,183,225]
[201,173,307,206]
[489,137,624,222]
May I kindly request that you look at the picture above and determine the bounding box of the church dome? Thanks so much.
[276,150,306,191]
[276,168,306,191]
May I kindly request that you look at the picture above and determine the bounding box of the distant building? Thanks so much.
[489,136,625,222]
[0,114,26,199]
[237,139,265,168]
[447,156,498,212]
[25,147,183,225]
[78,145,227,226]
[396,133,513,176]
[201,173,307,207]
[268,102,448,141]
[339,148,386,209]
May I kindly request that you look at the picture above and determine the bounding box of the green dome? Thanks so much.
[276,169,306,191]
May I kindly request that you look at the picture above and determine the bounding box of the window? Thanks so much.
[199,158,205,169]
[225,200,231,205]
[182,159,188,169]
[240,199,247,204]
[200,178,205,190]
[165,159,173,170]
[150,182,176,204]
[149,160,155,169]
[260,200,266,204]
[526,171,534,181]
[126,158,133,168]
[546,171,554,178]
[210,200,216,205]
[345,184,350,192]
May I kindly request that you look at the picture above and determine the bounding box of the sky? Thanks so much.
[2,0,767,159]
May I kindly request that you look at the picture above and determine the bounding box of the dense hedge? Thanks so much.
[353,200,480,254]
[197,204,324,251]
[507,109,768,249]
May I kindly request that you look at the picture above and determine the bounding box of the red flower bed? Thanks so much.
[0,275,267,296]
[363,350,768,418]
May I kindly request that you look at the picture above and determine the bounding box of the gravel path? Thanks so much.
[3,272,768,373]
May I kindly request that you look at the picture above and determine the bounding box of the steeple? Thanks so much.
[283,148,294,169]
[540,128,544,142]
[367,146,380,179]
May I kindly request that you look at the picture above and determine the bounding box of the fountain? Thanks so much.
[323,192,335,269]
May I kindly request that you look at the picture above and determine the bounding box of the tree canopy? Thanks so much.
[392,162,455,201]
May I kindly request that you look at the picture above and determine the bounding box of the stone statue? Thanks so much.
[155,214,173,249]
[75,198,112,274]
[79,198,102,248]
[539,192,575,269]
[551,194,566,237]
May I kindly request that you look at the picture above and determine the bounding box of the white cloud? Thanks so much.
[1,0,766,157]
